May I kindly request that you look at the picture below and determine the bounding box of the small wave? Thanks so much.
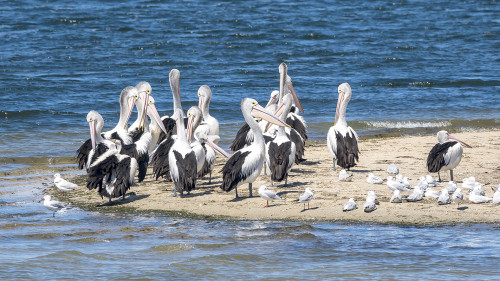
[364,121,452,129]
[149,244,194,253]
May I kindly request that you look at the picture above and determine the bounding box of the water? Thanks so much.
[1,0,499,279]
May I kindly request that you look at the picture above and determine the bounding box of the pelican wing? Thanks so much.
[426,142,457,172]
[220,151,251,192]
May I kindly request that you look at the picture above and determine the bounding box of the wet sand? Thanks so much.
[59,130,500,225]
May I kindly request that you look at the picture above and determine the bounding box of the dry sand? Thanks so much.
[63,130,500,225]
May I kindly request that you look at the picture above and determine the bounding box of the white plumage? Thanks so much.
[42,195,68,217]
[343,198,357,212]
[363,196,377,213]
[258,185,283,207]
[366,173,383,184]
[298,187,314,210]
[53,173,78,196]
[390,190,402,203]
[338,169,352,181]
[437,188,450,205]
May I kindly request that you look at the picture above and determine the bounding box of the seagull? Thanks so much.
[387,176,410,191]
[387,163,399,175]
[471,185,485,196]
[452,188,464,208]
[338,169,352,181]
[343,198,357,212]
[425,175,439,187]
[406,187,424,202]
[492,189,500,204]
[258,185,283,208]
[390,190,402,203]
[445,181,457,194]
[366,173,383,184]
[367,191,380,205]
[53,173,78,197]
[437,188,450,205]
[41,195,68,217]
[424,187,440,198]
[298,187,313,210]
[363,196,377,213]
[469,192,492,204]
[417,177,429,191]
[462,176,477,190]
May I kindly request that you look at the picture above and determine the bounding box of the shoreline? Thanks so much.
[46,130,500,225]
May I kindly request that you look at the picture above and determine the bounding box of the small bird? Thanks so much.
[258,185,283,208]
[41,195,68,217]
[472,185,485,196]
[53,173,78,197]
[298,187,314,210]
[417,176,429,191]
[469,192,492,204]
[424,188,440,198]
[363,196,377,213]
[445,181,457,194]
[425,175,439,187]
[343,198,357,212]
[367,191,380,205]
[452,188,464,208]
[437,188,450,205]
[338,169,352,181]
[406,187,424,202]
[387,163,399,175]
[492,189,500,204]
[462,176,477,190]
[387,176,410,191]
[366,173,383,184]
[390,190,402,203]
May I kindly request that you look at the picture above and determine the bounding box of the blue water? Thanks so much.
[1,1,500,279]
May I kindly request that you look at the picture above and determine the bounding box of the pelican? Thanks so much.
[327,82,359,171]
[151,69,184,181]
[220,98,289,198]
[76,111,117,170]
[168,108,197,197]
[197,85,219,136]
[127,81,152,142]
[86,144,138,202]
[76,88,137,169]
[283,73,306,142]
[265,93,296,186]
[427,130,471,182]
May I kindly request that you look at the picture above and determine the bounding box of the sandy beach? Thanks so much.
[58,130,500,225]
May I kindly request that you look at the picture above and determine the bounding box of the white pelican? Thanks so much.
[343,198,357,212]
[128,81,152,142]
[265,93,296,186]
[76,111,118,170]
[298,187,314,210]
[220,98,289,198]
[168,108,197,197]
[41,195,68,217]
[53,173,78,197]
[327,82,359,171]
[86,145,138,202]
[197,85,219,136]
[102,86,137,145]
[427,130,471,181]
[283,73,306,142]
[258,185,283,208]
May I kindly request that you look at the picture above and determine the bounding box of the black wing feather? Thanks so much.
[230,123,251,152]
[220,151,251,192]
[334,131,359,169]
[269,141,292,182]
[156,118,177,145]
[427,142,457,172]
[151,136,175,181]
[173,150,197,193]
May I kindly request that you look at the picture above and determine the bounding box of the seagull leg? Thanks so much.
[450,170,454,181]
[265,200,269,208]
[248,183,253,197]
[308,202,310,210]
[208,171,212,184]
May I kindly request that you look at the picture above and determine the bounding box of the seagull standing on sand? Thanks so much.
[363,196,377,213]
[452,188,464,208]
[387,163,399,175]
[258,185,283,208]
[298,187,313,210]
[338,169,352,181]
[343,198,357,212]
[438,188,450,205]
[42,195,68,217]
[390,190,402,203]
[366,173,383,184]
[53,173,78,197]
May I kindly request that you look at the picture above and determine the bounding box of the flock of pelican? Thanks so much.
[71,62,484,213]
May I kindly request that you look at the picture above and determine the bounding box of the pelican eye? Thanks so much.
[147,89,151,93]
[252,101,257,105]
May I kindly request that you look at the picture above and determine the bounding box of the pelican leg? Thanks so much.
[285,177,288,186]
[450,170,454,181]
[248,183,253,197]
[438,172,442,182]
[235,186,239,198]
[263,165,267,176]
[271,180,274,187]
[332,159,336,171]
[208,171,212,184]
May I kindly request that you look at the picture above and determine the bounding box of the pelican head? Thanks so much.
[265,90,280,109]
[146,95,168,134]
[285,74,304,114]
[121,86,139,129]
[242,98,290,128]
[135,81,152,130]
[186,106,203,144]
[334,82,352,125]
[86,110,104,151]
[436,131,471,148]
[198,85,212,116]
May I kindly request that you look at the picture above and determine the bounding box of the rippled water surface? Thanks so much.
[1,0,499,279]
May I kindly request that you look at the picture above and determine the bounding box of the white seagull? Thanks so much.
[390,190,402,203]
[42,195,68,217]
[452,188,464,208]
[425,175,439,187]
[343,198,357,212]
[424,188,440,198]
[338,169,352,181]
[492,189,500,204]
[363,196,377,213]
[387,176,410,191]
[387,163,399,175]
[298,187,314,210]
[445,181,457,194]
[406,187,424,202]
[367,191,380,205]
[258,185,283,208]
[469,192,492,204]
[53,173,78,197]
[366,173,383,184]
[437,188,450,205]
